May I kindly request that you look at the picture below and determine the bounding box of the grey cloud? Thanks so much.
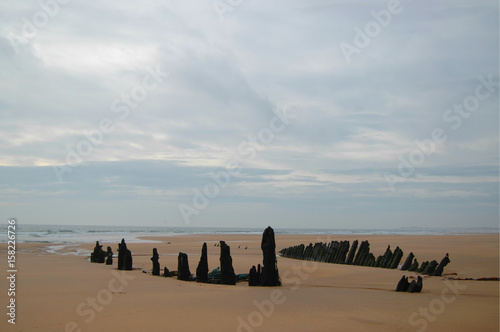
[0,0,497,228]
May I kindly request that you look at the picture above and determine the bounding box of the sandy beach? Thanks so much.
[1,234,498,332]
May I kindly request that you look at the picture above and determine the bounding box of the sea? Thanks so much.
[2,224,498,245]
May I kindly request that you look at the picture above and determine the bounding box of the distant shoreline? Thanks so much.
[0,224,498,244]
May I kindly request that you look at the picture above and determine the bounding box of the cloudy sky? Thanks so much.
[1,0,498,229]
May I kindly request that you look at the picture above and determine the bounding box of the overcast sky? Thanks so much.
[1,0,498,229]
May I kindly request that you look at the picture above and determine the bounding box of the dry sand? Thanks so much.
[1,234,498,331]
